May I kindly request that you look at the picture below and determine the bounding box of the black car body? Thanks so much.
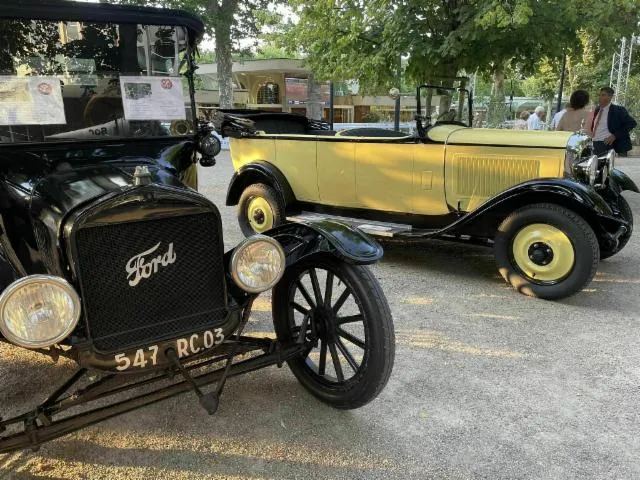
[0,0,395,453]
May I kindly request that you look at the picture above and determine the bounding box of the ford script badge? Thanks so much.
[126,242,177,287]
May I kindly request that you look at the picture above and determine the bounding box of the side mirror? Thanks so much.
[198,133,221,167]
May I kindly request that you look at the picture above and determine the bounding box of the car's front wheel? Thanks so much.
[272,254,395,409]
[494,203,599,300]
[237,183,285,237]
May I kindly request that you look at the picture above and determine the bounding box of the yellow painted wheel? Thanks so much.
[495,203,599,300]
[238,183,284,237]
[511,223,575,283]
[247,196,275,233]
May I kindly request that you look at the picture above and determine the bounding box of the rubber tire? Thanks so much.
[272,254,395,409]
[237,183,285,237]
[494,203,599,300]
[601,195,633,260]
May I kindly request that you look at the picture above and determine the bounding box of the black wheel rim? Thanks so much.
[287,266,368,385]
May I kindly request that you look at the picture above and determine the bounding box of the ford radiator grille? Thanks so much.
[74,212,227,353]
[455,154,541,197]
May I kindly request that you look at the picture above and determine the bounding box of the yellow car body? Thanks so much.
[229,125,572,216]
[216,109,635,300]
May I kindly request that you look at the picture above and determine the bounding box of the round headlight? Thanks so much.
[230,236,286,293]
[0,275,81,348]
[573,155,598,186]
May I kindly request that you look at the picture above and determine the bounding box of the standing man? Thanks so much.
[590,86,637,156]
[527,106,546,130]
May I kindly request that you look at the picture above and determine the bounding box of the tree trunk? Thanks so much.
[215,23,234,109]
[306,72,323,120]
[488,66,506,127]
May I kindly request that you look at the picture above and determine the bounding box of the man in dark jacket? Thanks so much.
[590,86,637,156]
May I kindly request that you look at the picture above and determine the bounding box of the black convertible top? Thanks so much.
[212,109,332,137]
[1,0,205,43]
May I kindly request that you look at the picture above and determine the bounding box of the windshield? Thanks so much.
[418,85,471,127]
[0,19,194,144]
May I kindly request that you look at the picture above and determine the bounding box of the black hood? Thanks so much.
[30,161,185,216]
[0,139,196,281]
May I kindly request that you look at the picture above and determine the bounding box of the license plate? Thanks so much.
[113,328,225,371]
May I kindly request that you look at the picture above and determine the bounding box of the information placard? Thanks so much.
[0,76,66,125]
[120,76,186,121]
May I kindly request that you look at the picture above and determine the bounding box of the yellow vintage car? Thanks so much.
[213,85,637,300]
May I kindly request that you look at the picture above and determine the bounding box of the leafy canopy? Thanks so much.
[279,0,639,94]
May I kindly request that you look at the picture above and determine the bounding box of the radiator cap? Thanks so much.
[133,165,153,186]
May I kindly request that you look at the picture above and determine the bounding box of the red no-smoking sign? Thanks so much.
[160,79,173,89]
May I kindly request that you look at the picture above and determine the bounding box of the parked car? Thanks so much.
[214,85,637,300]
[0,0,395,453]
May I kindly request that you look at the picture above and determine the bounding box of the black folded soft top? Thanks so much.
[1,0,204,43]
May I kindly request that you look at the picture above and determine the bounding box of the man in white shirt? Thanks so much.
[551,105,567,130]
[590,86,637,156]
[527,106,546,130]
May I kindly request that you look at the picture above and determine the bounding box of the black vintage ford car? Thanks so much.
[0,0,395,452]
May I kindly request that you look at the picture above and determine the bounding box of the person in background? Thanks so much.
[556,90,590,132]
[588,86,637,156]
[514,110,530,129]
[527,106,546,130]
[551,104,567,130]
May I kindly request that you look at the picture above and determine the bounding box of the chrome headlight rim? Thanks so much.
[0,275,81,349]
[565,133,593,175]
[605,149,616,170]
[572,154,598,186]
[230,235,286,294]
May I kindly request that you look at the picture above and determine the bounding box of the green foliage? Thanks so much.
[279,0,640,95]
[622,76,640,144]
[521,58,562,101]
[196,50,216,63]
[254,44,293,60]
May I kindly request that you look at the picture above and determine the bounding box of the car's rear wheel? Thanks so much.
[601,195,633,260]
[494,203,599,300]
[272,254,395,409]
[237,183,284,237]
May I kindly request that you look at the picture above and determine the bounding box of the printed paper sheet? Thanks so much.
[0,76,66,125]
[120,76,186,121]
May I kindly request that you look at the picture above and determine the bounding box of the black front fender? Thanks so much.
[265,220,383,265]
[609,168,639,193]
[226,161,296,207]
[446,178,622,239]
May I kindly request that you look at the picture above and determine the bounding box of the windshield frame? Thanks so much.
[0,2,203,146]
[415,84,473,130]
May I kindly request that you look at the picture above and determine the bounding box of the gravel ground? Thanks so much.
[1,153,639,479]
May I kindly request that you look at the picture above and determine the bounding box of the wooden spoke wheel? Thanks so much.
[272,254,395,409]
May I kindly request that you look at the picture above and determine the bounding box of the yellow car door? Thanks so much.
[411,143,450,216]
[354,142,414,213]
[317,139,358,207]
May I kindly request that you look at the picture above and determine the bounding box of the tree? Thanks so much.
[280,0,639,98]
[104,0,281,108]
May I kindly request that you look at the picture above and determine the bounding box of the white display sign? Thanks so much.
[119,76,186,121]
[0,76,66,126]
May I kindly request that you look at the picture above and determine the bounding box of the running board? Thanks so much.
[287,212,412,237]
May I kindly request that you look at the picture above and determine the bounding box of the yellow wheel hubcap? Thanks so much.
[511,224,575,282]
[247,197,274,233]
